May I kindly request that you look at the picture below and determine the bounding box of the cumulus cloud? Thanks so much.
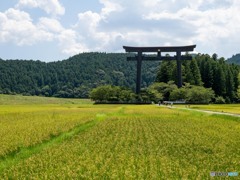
[73,1,125,52]
[72,0,197,52]
[58,29,89,55]
[1,0,240,60]
[77,11,101,33]
[38,17,64,33]
[142,1,240,44]
[99,0,123,18]
[0,13,87,58]
[71,0,240,58]
[0,8,53,45]
[16,0,65,16]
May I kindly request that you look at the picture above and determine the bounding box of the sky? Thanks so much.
[0,0,240,62]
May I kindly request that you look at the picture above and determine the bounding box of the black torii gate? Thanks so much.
[123,45,196,94]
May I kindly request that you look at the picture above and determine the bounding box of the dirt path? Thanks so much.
[159,105,240,118]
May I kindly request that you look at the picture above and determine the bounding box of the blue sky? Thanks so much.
[0,0,240,62]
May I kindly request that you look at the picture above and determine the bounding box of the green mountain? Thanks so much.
[227,54,240,65]
[0,53,159,98]
[0,52,239,101]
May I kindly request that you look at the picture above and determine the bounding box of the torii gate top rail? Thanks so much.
[123,45,197,95]
[123,45,196,53]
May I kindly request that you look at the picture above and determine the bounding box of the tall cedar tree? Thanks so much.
[157,54,239,102]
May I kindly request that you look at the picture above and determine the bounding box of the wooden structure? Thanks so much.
[123,45,196,94]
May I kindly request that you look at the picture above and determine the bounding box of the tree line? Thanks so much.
[0,53,158,98]
[227,53,240,65]
[156,54,240,103]
[0,52,239,103]
[89,82,215,104]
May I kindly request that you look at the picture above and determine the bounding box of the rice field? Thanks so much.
[0,95,239,179]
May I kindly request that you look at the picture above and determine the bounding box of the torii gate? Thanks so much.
[123,45,196,94]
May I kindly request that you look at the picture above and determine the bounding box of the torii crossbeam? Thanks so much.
[123,45,196,94]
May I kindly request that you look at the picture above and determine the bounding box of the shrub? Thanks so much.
[215,96,226,104]
[169,88,187,101]
[185,86,215,104]
[89,85,135,102]
[168,84,215,104]
[147,81,176,101]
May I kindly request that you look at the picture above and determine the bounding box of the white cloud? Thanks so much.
[77,11,101,32]
[5,7,32,21]
[142,2,239,43]
[58,29,88,55]
[0,8,53,45]
[1,0,240,60]
[38,17,64,33]
[99,0,123,18]
[73,1,125,52]
[71,0,198,53]
[16,0,65,16]
[0,6,86,56]
[72,0,239,58]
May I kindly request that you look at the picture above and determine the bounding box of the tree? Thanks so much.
[89,85,111,102]
[225,67,235,101]
[189,59,202,85]
[119,89,136,102]
[89,85,135,102]
[148,81,177,101]
[212,53,218,61]
[169,84,214,104]
[169,88,187,101]
[184,61,194,84]
[215,96,226,104]
[156,61,174,83]
[212,64,226,97]
[145,86,163,102]
[237,86,240,102]
[41,85,52,97]
[73,86,90,98]
[186,86,214,104]
[202,60,214,88]
[237,73,240,102]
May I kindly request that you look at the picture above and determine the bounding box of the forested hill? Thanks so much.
[0,53,159,98]
[227,54,240,65]
[0,52,239,100]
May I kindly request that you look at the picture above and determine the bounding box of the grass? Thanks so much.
[0,94,92,105]
[0,94,239,179]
